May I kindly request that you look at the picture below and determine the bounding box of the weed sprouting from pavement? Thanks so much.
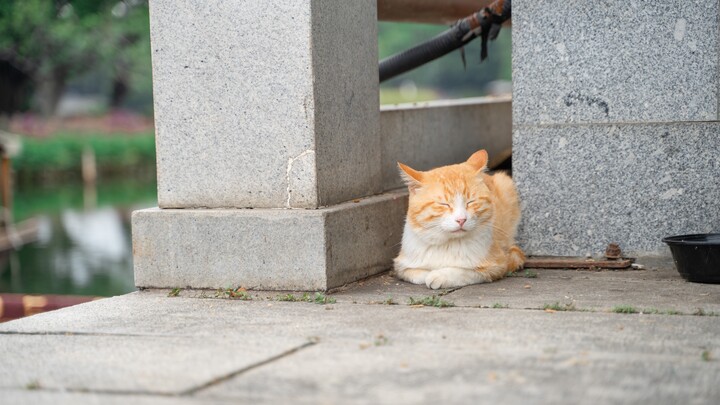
[693,308,719,317]
[544,302,576,312]
[702,350,712,361]
[216,287,252,300]
[509,270,538,278]
[612,305,638,314]
[408,296,454,308]
[275,292,335,304]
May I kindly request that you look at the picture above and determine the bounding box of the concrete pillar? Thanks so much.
[512,0,720,256]
[149,0,381,209]
[133,0,406,291]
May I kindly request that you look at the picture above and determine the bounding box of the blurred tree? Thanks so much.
[0,0,150,117]
[378,22,512,98]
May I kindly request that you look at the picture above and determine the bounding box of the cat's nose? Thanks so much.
[456,217,466,227]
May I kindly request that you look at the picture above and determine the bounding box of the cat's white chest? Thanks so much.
[399,222,493,270]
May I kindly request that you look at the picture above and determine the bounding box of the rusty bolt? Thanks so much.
[605,243,622,260]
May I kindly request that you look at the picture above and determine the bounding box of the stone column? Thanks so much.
[512,0,720,256]
[133,0,407,290]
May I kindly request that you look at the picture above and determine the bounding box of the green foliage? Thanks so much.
[168,288,181,297]
[25,380,41,390]
[693,308,718,317]
[544,302,577,312]
[408,296,455,308]
[378,22,512,99]
[274,292,335,304]
[14,176,156,221]
[509,270,538,278]
[378,87,440,105]
[312,292,336,305]
[612,305,638,314]
[216,287,252,300]
[492,303,509,309]
[13,131,155,180]
[374,334,389,346]
[0,0,151,114]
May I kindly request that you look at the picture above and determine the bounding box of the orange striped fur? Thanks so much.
[394,150,525,289]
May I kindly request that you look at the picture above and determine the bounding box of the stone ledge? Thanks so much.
[381,96,512,190]
[132,190,408,291]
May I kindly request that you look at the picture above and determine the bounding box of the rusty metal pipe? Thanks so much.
[379,0,511,83]
[378,0,498,25]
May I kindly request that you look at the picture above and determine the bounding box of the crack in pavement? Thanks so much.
[0,340,317,398]
[180,340,317,395]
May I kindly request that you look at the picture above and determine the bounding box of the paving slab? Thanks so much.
[199,317,720,404]
[2,297,719,404]
[329,258,720,314]
[0,390,223,405]
[0,332,308,395]
[445,267,720,314]
[2,260,720,404]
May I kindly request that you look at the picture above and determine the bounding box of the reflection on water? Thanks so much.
[0,180,156,296]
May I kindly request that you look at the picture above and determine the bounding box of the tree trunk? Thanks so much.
[0,61,31,116]
[34,67,68,117]
[110,68,130,109]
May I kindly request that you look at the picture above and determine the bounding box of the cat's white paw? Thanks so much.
[395,268,430,285]
[425,268,489,290]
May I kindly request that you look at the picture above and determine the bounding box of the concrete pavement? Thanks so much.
[1,258,719,404]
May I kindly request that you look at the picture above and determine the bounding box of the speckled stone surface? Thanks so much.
[150,0,380,209]
[132,190,407,290]
[514,122,720,256]
[512,0,719,125]
[380,97,512,191]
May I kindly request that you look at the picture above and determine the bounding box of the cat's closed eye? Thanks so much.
[436,202,450,207]
[466,200,476,207]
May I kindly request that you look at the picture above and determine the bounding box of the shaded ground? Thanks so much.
[1,258,718,404]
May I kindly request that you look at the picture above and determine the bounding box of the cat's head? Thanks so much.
[398,150,493,243]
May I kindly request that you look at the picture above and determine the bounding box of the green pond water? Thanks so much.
[0,180,157,297]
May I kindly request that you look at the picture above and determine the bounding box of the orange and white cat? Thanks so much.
[393,150,525,289]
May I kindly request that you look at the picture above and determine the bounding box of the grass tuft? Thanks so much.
[313,292,336,305]
[408,296,455,308]
[492,303,509,309]
[509,269,538,278]
[612,305,638,314]
[167,288,181,297]
[216,287,252,300]
[374,334,390,346]
[544,302,576,312]
[276,292,335,304]
[26,380,41,390]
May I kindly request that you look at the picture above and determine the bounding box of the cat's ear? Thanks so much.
[467,149,489,173]
[397,162,424,193]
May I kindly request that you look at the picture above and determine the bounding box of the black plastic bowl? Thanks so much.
[662,233,720,284]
